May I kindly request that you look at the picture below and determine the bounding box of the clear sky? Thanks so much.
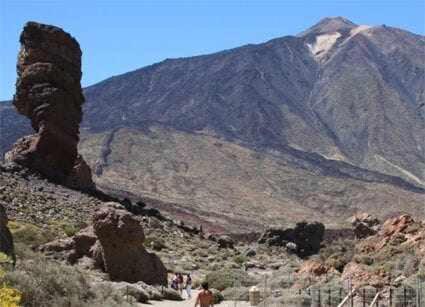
[1,0,424,101]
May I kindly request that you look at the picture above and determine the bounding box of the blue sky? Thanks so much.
[1,0,424,101]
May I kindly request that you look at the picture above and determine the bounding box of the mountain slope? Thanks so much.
[0,102,31,157]
[79,126,425,232]
[1,17,424,230]
[80,17,425,186]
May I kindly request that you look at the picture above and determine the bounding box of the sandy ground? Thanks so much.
[141,290,251,307]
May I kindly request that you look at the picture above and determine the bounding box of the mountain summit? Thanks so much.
[298,16,357,36]
[1,17,424,230]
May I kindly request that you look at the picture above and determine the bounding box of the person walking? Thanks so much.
[171,273,179,291]
[185,273,193,299]
[195,281,214,307]
[177,273,184,295]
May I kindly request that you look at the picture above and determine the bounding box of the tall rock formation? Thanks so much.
[5,22,93,190]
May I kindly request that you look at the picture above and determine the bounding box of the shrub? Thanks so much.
[353,255,374,265]
[204,269,255,291]
[0,285,22,307]
[3,253,134,306]
[48,220,85,238]
[211,289,224,304]
[264,290,312,307]
[0,255,22,307]
[222,286,249,301]
[8,221,56,246]
[233,255,247,265]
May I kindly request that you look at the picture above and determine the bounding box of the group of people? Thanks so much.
[170,273,214,306]
[171,272,193,298]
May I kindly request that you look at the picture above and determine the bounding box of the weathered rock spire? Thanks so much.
[5,21,93,190]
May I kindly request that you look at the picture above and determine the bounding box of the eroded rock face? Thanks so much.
[40,203,167,285]
[0,202,15,264]
[5,22,93,190]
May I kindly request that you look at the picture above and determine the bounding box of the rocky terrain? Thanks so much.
[1,17,424,231]
[0,18,424,306]
[1,163,424,306]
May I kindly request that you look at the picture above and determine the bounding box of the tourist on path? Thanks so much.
[171,273,179,291]
[194,282,214,307]
[178,273,184,294]
[185,273,193,299]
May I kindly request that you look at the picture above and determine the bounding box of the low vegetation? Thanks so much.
[204,268,256,291]
[0,245,134,307]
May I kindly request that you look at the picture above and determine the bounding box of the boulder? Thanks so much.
[40,202,167,285]
[243,248,256,257]
[5,22,93,190]
[0,203,15,264]
[217,235,234,249]
[92,281,149,303]
[93,203,167,285]
[39,226,97,264]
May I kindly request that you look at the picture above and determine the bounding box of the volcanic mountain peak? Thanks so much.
[299,17,375,61]
[299,16,358,37]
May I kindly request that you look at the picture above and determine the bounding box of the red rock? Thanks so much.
[342,263,388,288]
[297,260,329,276]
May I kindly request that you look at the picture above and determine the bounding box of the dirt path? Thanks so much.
[141,290,251,307]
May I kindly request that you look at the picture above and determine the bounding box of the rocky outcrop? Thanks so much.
[0,202,15,264]
[207,234,235,249]
[5,22,93,190]
[40,226,97,264]
[93,203,167,285]
[40,203,167,285]
[359,214,425,255]
[341,214,425,287]
[351,213,380,239]
[258,222,325,257]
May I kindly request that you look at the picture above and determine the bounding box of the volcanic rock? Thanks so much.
[0,203,15,264]
[351,213,381,239]
[216,235,235,249]
[92,204,167,285]
[342,214,425,287]
[258,221,325,257]
[40,203,167,285]
[5,22,93,190]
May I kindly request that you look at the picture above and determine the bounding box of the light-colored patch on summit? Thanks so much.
[350,25,372,36]
[307,32,341,59]
[374,154,424,186]
[340,25,373,47]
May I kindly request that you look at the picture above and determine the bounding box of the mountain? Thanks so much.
[0,102,31,157]
[1,17,424,230]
